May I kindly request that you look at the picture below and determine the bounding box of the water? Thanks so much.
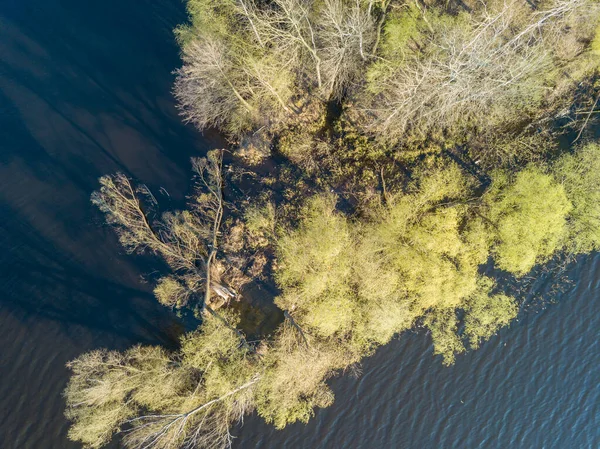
[0,1,598,448]
[235,257,600,449]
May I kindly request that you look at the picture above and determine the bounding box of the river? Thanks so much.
[0,1,598,448]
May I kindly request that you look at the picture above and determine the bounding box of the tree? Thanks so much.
[424,309,465,366]
[275,194,357,338]
[91,150,236,310]
[272,162,498,358]
[255,319,353,429]
[357,0,596,142]
[253,0,325,91]
[483,166,572,276]
[72,144,600,448]
[174,0,298,135]
[174,37,296,135]
[314,0,375,99]
[360,162,486,315]
[64,312,259,449]
[553,142,600,254]
[463,278,518,350]
[175,0,381,137]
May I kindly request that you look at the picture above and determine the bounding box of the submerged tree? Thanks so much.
[65,312,259,449]
[67,141,600,448]
[553,142,600,254]
[273,161,521,364]
[64,0,600,447]
[255,320,353,429]
[91,150,236,310]
[463,278,518,350]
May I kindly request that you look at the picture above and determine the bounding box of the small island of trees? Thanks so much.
[64,1,600,448]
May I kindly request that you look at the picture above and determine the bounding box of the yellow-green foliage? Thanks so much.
[366,7,422,91]
[591,23,600,54]
[463,278,518,350]
[181,311,256,399]
[244,202,276,247]
[255,323,351,429]
[274,154,600,366]
[377,6,423,61]
[364,163,485,313]
[64,312,258,449]
[275,195,356,337]
[154,276,190,308]
[64,346,191,448]
[275,162,500,364]
[69,141,600,448]
[424,309,465,366]
[484,167,571,276]
[177,0,237,44]
[273,162,488,350]
[554,143,600,253]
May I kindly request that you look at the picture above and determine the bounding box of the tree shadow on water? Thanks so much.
[0,202,183,349]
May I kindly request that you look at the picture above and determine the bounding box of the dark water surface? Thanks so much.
[0,1,598,449]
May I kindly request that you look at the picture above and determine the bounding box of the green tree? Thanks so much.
[484,167,572,276]
[553,142,600,253]
[275,194,357,338]
[255,320,353,429]
[424,309,465,366]
[463,278,518,350]
[64,312,259,449]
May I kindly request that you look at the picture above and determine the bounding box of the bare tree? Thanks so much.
[174,0,382,134]
[241,0,325,97]
[250,0,376,99]
[358,0,594,141]
[174,33,297,136]
[91,150,235,310]
[368,0,392,56]
[174,38,256,134]
[316,0,376,99]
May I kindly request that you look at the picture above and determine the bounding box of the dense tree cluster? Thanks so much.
[174,0,377,135]
[65,1,600,448]
[66,144,600,448]
[274,145,600,365]
[174,0,599,148]
[357,0,598,142]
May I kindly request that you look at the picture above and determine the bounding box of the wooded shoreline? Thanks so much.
[63,1,600,448]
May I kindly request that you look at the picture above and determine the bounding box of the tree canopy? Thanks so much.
[553,142,600,254]
[483,166,572,276]
[64,0,600,448]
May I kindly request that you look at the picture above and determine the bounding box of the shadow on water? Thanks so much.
[0,0,224,447]
[0,203,183,347]
[0,0,599,448]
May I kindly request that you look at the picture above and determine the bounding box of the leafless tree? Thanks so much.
[316,0,376,99]
[91,150,235,310]
[251,0,376,99]
[367,0,393,56]
[174,38,256,134]
[359,0,593,141]
[257,0,324,90]
[174,36,295,135]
